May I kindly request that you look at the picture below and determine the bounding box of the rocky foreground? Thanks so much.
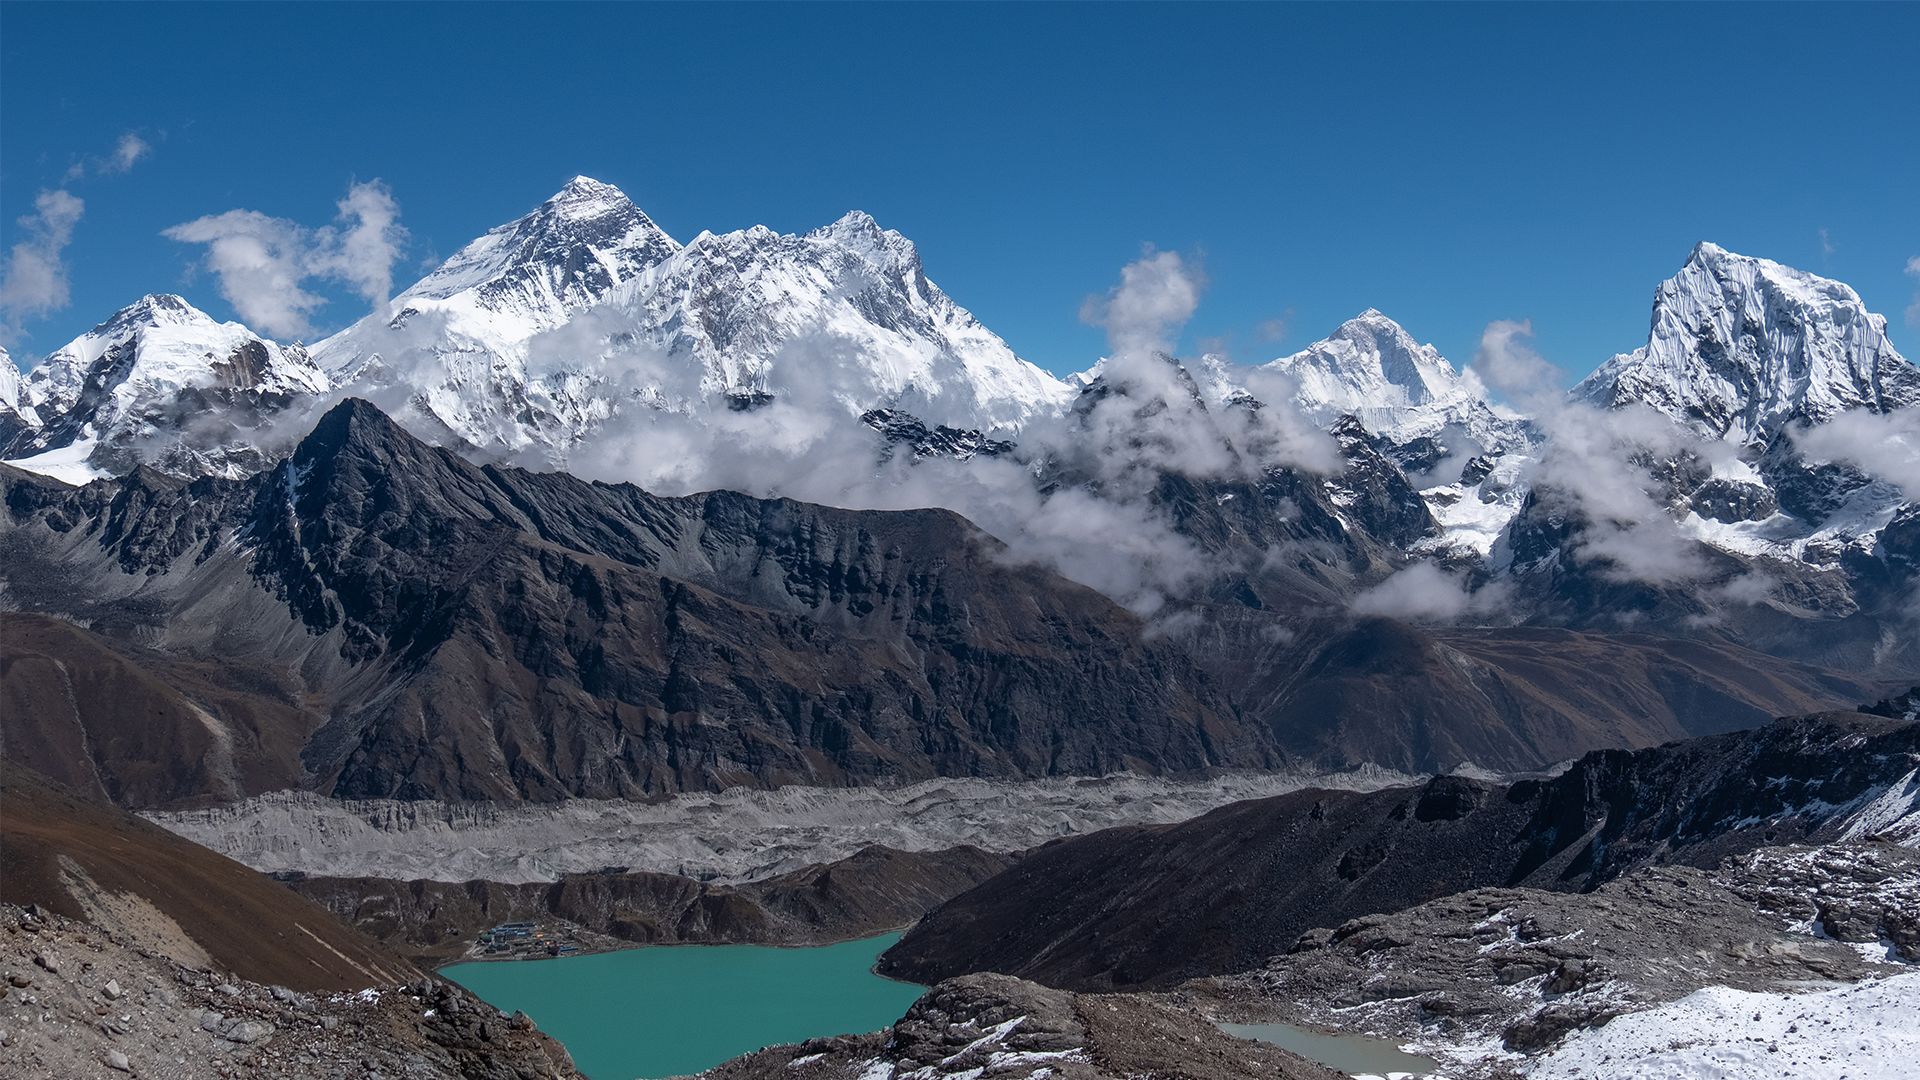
[1201,840,1918,1068]
[0,904,579,1080]
[688,973,1344,1080]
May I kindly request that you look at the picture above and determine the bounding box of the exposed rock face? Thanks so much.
[0,903,579,1079]
[880,708,1920,990]
[0,398,1267,805]
[692,972,1344,1080]
[1205,841,1919,1058]
[861,408,1013,460]
[288,845,1015,964]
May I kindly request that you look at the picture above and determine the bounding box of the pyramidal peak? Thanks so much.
[1262,310,1492,436]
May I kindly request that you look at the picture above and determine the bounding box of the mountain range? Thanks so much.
[2,176,1917,805]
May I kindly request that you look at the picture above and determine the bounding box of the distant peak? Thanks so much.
[829,209,881,232]
[1338,308,1411,335]
[551,175,623,199]
[811,210,896,244]
[96,293,210,334]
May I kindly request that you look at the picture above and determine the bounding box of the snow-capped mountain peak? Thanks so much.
[593,210,1072,430]
[1260,310,1503,444]
[1,293,327,482]
[386,175,679,315]
[1573,242,1919,444]
[309,177,686,453]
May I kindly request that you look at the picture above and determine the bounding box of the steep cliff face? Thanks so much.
[0,399,1268,805]
[1574,242,1919,443]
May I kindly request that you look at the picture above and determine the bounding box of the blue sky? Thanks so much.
[3,2,1916,380]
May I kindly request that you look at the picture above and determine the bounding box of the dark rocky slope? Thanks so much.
[1201,615,1866,772]
[0,613,317,807]
[0,399,1271,804]
[0,762,413,992]
[289,844,1014,965]
[2,397,1878,807]
[881,705,1920,990]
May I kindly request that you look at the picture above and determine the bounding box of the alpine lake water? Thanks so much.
[446,930,1447,1080]
[1219,1020,1442,1077]
[443,932,923,1080]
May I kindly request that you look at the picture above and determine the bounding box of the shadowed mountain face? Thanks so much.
[0,399,1269,805]
[879,707,1920,991]
[0,396,1882,807]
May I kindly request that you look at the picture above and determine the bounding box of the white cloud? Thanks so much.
[61,131,155,182]
[1794,407,1920,497]
[1351,562,1508,622]
[163,180,407,338]
[1477,319,1710,586]
[0,189,86,337]
[1080,247,1203,363]
[108,133,151,174]
[314,180,407,315]
[163,210,325,338]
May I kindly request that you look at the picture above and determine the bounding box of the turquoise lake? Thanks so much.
[443,932,923,1080]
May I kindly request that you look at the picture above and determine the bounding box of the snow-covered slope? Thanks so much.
[1575,242,1920,445]
[1258,311,1536,555]
[0,294,327,482]
[315,177,1070,460]
[593,210,1072,431]
[1263,310,1519,447]
[1520,972,1920,1080]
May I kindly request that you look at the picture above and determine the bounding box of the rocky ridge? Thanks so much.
[881,705,1920,990]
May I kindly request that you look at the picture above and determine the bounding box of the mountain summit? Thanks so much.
[1574,242,1920,444]
[0,293,327,481]
[1261,310,1509,446]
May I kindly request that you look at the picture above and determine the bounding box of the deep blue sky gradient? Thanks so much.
[4,2,1916,379]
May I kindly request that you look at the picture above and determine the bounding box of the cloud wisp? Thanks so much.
[0,190,87,342]
[1794,407,1920,498]
[164,180,408,339]
[1475,319,1711,587]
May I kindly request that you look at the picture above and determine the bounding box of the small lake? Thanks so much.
[444,932,922,1080]
[1220,1020,1442,1078]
